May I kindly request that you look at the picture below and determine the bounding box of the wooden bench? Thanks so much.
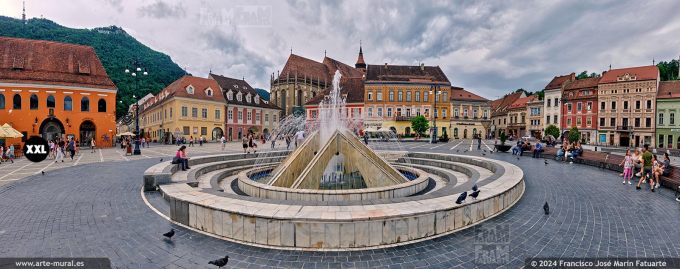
[659,167,680,192]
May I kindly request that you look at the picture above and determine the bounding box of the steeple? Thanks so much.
[22,1,26,24]
[355,40,366,71]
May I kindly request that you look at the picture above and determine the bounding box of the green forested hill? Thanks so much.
[0,16,186,119]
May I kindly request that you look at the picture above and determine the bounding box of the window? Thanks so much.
[660,135,665,148]
[170,107,173,118]
[546,115,550,124]
[671,113,676,125]
[396,108,402,116]
[12,94,21,109]
[0,94,4,109]
[553,115,557,124]
[377,92,383,101]
[646,100,652,109]
[387,107,393,117]
[227,110,233,120]
[98,99,106,112]
[600,118,605,127]
[181,106,188,117]
[567,118,572,126]
[645,117,651,127]
[64,96,72,111]
[367,92,373,101]
[484,110,488,118]
[659,113,664,125]
[192,107,198,118]
[227,92,233,100]
[29,94,38,110]
[576,117,581,126]
[202,108,208,119]
[586,102,592,111]
[600,102,605,110]
[454,108,459,117]
[442,109,447,118]
[398,91,403,101]
[635,118,640,127]
[623,101,628,110]
[215,110,221,120]
[611,101,616,110]
[206,89,213,96]
[586,116,592,126]
[424,91,429,102]
[256,111,261,121]
[186,85,194,94]
[367,107,373,117]
[635,100,640,110]
[389,91,394,101]
[81,96,90,112]
[554,98,558,107]
[415,91,420,102]
[463,109,468,117]
[434,108,438,118]
[576,102,582,112]
[265,113,269,122]
[567,103,572,113]
[547,99,551,107]
[183,126,190,135]
[623,118,628,127]
[47,95,55,108]
[610,118,616,127]
[201,127,207,136]
[377,107,383,117]
[238,111,243,120]
[473,109,478,117]
[237,92,242,102]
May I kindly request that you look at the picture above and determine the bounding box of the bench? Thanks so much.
[659,167,680,192]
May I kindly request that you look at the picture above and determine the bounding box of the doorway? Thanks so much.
[79,120,96,147]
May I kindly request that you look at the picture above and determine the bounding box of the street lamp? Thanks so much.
[125,61,149,155]
[429,84,442,144]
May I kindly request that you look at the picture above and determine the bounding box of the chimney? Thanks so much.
[384,63,388,69]
[420,63,425,71]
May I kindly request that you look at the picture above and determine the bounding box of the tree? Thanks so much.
[576,71,599,80]
[499,131,507,145]
[410,115,429,135]
[568,127,580,143]
[657,60,679,81]
[544,124,560,139]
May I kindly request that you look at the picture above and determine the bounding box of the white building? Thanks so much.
[543,73,574,133]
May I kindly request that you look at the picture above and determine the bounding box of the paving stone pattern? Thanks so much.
[0,139,679,268]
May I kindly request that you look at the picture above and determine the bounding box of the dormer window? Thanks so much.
[237,92,242,102]
[255,95,260,104]
[234,84,239,89]
[186,85,195,94]
[227,91,233,101]
[246,93,251,103]
[205,88,213,97]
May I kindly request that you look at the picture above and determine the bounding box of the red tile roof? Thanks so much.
[277,54,362,83]
[322,56,364,79]
[564,76,601,90]
[0,37,115,90]
[599,65,659,84]
[210,73,280,109]
[305,77,364,105]
[658,81,680,99]
[365,64,450,83]
[508,95,537,109]
[450,88,488,102]
[141,75,224,112]
[544,73,575,90]
[491,92,523,115]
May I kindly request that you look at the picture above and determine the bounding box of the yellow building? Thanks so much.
[450,87,490,139]
[363,64,451,137]
[139,76,226,143]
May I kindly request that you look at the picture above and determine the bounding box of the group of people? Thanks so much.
[620,145,672,192]
[241,131,258,154]
[48,138,78,162]
[556,141,583,162]
[0,143,15,164]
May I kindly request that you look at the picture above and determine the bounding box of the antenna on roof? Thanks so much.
[290,47,292,55]
[324,50,326,57]
[22,1,26,24]
[653,58,655,66]
[609,64,611,71]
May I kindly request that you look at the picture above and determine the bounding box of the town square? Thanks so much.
[1,1,680,269]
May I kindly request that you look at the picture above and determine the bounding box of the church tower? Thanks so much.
[355,41,366,72]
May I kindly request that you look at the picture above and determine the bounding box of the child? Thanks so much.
[620,149,633,185]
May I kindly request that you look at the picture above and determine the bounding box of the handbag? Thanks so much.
[171,156,180,164]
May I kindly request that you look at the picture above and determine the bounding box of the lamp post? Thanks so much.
[125,62,148,155]
[429,84,442,144]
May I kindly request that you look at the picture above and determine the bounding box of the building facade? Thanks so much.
[363,64,451,137]
[490,92,525,138]
[270,52,363,117]
[211,74,281,141]
[543,73,574,131]
[526,98,543,139]
[449,87,490,139]
[304,77,364,132]
[0,37,117,148]
[656,81,680,149]
[139,76,225,143]
[561,77,600,143]
[506,95,536,138]
[597,66,659,147]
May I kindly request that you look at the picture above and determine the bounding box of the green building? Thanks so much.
[656,81,680,149]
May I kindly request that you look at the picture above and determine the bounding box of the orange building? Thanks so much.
[0,37,117,149]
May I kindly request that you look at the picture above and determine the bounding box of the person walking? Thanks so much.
[363,132,369,145]
[220,135,226,151]
[199,136,203,147]
[242,135,249,154]
[285,134,291,150]
[636,145,655,192]
[620,149,634,185]
[248,132,257,154]
[6,144,14,163]
[477,135,482,150]
[90,138,96,153]
[55,139,65,162]
[271,135,276,149]
[189,136,194,147]
[67,139,76,160]
[295,130,305,148]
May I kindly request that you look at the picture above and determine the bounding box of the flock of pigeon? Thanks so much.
[162,228,230,268]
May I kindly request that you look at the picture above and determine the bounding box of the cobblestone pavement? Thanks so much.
[0,139,679,268]
[0,141,290,186]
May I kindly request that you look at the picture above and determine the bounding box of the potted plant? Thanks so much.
[439,129,450,142]
[495,131,511,152]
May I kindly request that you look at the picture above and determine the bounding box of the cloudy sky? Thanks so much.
[3,0,680,99]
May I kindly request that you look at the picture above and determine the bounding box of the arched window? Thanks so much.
[81,96,90,112]
[98,99,106,112]
[13,94,21,109]
[64,96,73,111]
[47,95,55,108]
[30,94,38,110]
[0,94,4,109]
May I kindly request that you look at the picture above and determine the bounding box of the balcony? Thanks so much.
[616,126,632,131]
[395,116,415,121]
